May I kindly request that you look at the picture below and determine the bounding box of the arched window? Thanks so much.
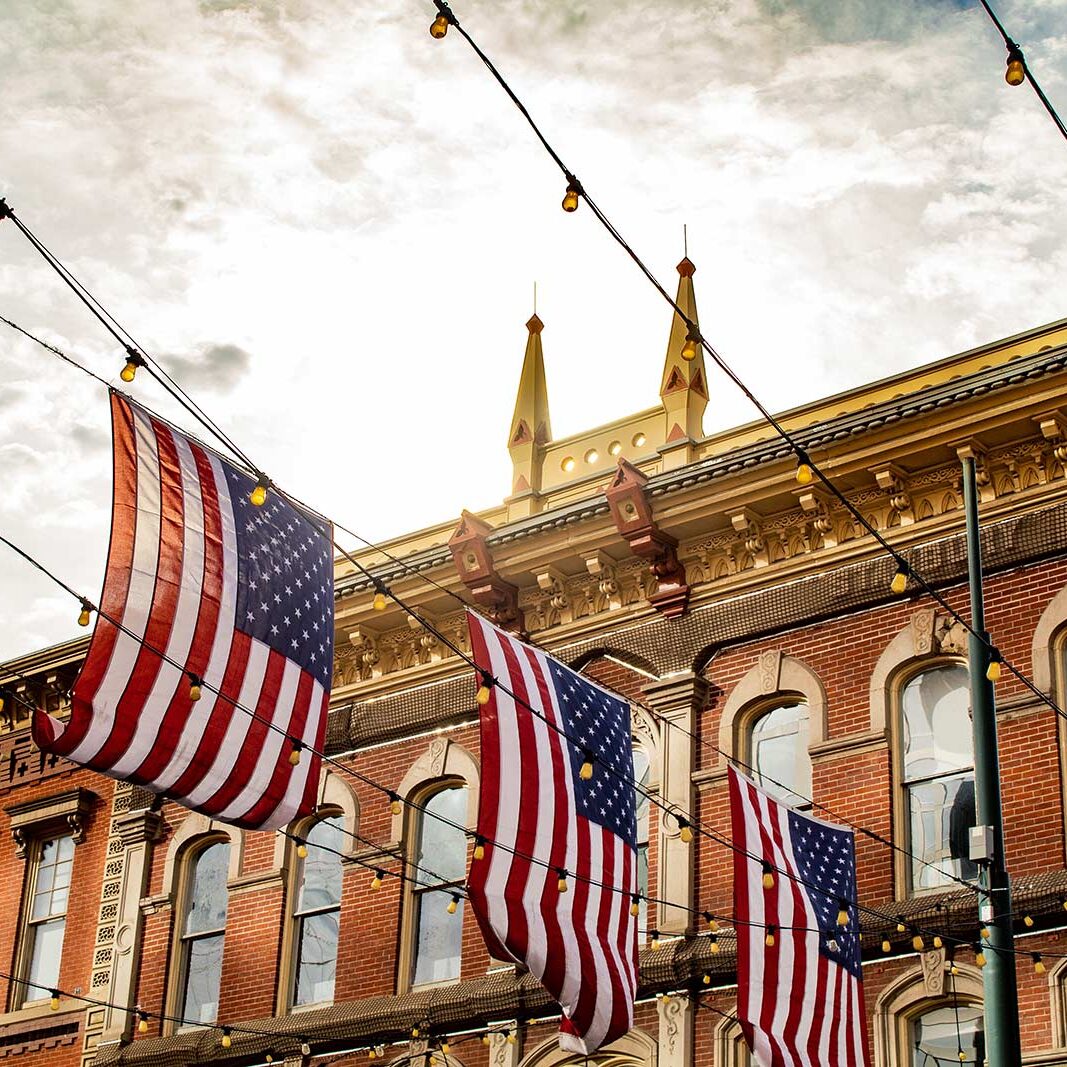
[632,745,651,938]
[177,840,230,1026]
[292,815,343,1007]
[411,786,467,987]
[911,1004,984,1066]
[750,702,812,808]
[22,835,74,1004]
[901,665,977,890]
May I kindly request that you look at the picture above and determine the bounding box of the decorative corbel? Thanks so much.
[872,464,914,526]
[584,551,622,611]
[730,508,768,568]
[406,612,440,662]
[796,487,837,549]
[1035,411,1067,470]
[604,460,689,618]
[447,510,522,631]
[955,440,995,503]
[535,567,572,625]
[347,627,382,681]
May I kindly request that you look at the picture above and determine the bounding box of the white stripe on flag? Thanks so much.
[739,785,773,1067]
[261,679,324,830]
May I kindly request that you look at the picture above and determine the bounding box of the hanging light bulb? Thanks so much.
[881,938,891,953]
[473,836,485,861]
[221,1027,232,1049]
[579,752,594,780]
[371,869,384,891]
[975,946,987,968]
[78,599,93,627]
[958,1052,966,1063]
[249,475,269,508]
[372,589,387,611]
[120,350,144,383]
[288,740,302,766]
[1005,47,1025,86]
[933,935,943,950]
[557,869,568,893]
[388,791,402,816]
[137,1011,149,1034]
[369,1050,377,1060]
[507,1033,517,1046]
[301,1042,312,1057]
[891,562,910,595]
[709,933,720,954]
[704,912,720,933]
[677,816,694,844]
[296,838,308,859]
[650,930,661,950]
[836,900,849,927]
[765,925,776,948]
[49,990,60,1011]
[980,925,991,940]
[430,12,449,38]
[441,1041,451,1055]
[188,673,202,702]
[476,675,494,706]
[681,326,701,362]
[761,861,775,889]
[795,459,814,485]
[896,918,906,933]
[912,934,925,952]
[482,1035,491,1047]
[562,180,580,213]
[630,895,641,918]
[1034,953,1046,974]
[703,973,711,985]
[950,962,960,976]
[447,894,460,915]
[1024,914,1034,927]
[986,650,1002,682]
[266,1053,275,1064]
[412,1027,421,1038]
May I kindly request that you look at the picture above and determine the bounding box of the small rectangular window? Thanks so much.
[20,835,74,1005]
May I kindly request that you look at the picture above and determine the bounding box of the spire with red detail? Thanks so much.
[507,312,553,517]
[659,256,708,469]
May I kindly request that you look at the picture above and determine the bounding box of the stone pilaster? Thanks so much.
[641,673,708,935]
[657,993,695,1067]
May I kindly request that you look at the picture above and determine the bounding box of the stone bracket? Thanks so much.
[872,463,914,524]
[447,510,522,631]
[605,460,690,618]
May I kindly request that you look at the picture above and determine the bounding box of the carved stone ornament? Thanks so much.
[921,947,946,995]
[759,650,783,694]
[5,787,95,859]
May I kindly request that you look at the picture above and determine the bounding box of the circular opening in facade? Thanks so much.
[608,441,622,456]
[584,449,599,464]
[632,433,647,448]
[561,457,576,473]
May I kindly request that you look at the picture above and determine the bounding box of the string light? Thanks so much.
[891,561,910,595]
[301,1041,312,1056]
[703,973,711,985]
[897,918,907,933]
[986,650,1003,682]
[371,869,384,891]
[388,791,402,816]
[372,586,387,611]
[119,349,144,383]
[980,926,991,940]
[933,935,943,950]
[795,458,814,485]
[249,475,269,508]
[137,1011,149,1034]
[49,990,60,1011]
[765,924,776,948]
[430,12,449,38]
[556,868,568,894]
[561,180,580,213]
[412,1027,421,1038]
[482,1035,490,1047]
[447,893,460,915]
[1024,914,1034,927]
[288,739,302,766]
[295,838,308,859]
[703,913,720,933]
[630,895,641,918]
[1005,45,1025,86]
[77,598,93,627]
[579,752,594,781]
[677,816,694,844]
[472,836,485,861]
[221,1027,232,1049]
[975,945,987,968]
[266,1053,275,1064]
[836,899,849,927]
[709,933,720,954]
[441,1041,451,1055]
[476,673,494,706]
[188,673,202,702]
[761,861,775,889]
[882,938,892,953]
[912,934,925,952]
[1033,953,1046,974]
[650,930,661,950]
[507,1032,517,1046]
[681,326,701,362]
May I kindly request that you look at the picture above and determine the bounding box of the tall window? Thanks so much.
[911,1004,984,1066]
[901,665,977,890]
[292,816,343,1007]
[751,703,811,808]
[177,841,230,1026]
[21,835,74,1004]
[411,787,466,987]
[632,746,651,939]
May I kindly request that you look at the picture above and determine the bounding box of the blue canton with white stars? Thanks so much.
[548,659,637,850]
[225,466,334,691]
[787,809,861,977]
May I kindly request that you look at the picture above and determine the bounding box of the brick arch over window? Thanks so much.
[1031,583,1067,694]
[390,738,480,840]
[716,651,828,767]
[519,1025,657,1067]
[871,962,982,1067]
[160,812,244,899]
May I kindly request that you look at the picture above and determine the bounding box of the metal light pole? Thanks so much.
[962,454,1022,1067]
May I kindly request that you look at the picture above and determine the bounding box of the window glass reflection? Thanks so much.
[752,703,811,808]
[912,1005,984,1067]
[179,841,229,1026]
[24,836,73,1003]
[293,816,343,1006]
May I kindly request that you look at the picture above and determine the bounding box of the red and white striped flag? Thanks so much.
[33,391,333,830]
[730,766,870,1067]
[466,612,638,1054]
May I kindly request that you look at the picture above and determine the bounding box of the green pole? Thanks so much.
[962,455,1021,1067]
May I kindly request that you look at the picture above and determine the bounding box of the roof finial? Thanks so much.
[533,280,537,315]
[683,223,688,259]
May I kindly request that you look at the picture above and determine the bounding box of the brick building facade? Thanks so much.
[3,264,1067,1066]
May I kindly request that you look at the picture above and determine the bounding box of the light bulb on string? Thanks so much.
[975,946,987,968]
[221,1028,232,1049]
[681,326,701,362]
[447,894,460,915]
[881,938,891,953]
[562,180,580,213]
[650,930,661,951]
[78,599,93,627]
[579,752,594,781]
[288,740,302,766]
[765,925,776,948]
[703,913,720,933]
[703,973,711,985]
[372,588,387,611]
[761,861,775,889]
[472,836,485,861]
[430,13,449,38]
[1006,46,1025,86]
[896,917,906,933]
[709,934,720,954]
[836,900,849,927]
[50,990,60,1011]
[188,673,202,702]
[557,869,568,894]
[371,869,384,891]
[912,934,925,952]
[891,562,910,595]
[1034,953,1046,974]
[1024,914,1034,927]
[980,926,991,940]
[796,459,814,485]
[677,817,694,844]
[986,650,1002,682]
[388,791,402,816]
[933,935,943,950]
[295,838,308,859]
[137,1011,149,1034]
[630,895,641,918]
[441,1042,451,1055]
[249,475,269,508]
[120,349,144,383]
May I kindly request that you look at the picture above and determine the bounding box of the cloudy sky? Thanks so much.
[1,0,1065,660]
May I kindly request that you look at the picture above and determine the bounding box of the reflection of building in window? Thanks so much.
[751,703,811,808]
[411,787,466,987]
[901,666,976,890]
[177,841,230,1026]
[911,1004,984,1066]
[20,835,73,1005]
[293,816,343,1007]
[632,745,650,939]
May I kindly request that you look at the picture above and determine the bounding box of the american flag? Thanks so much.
[730,766,870,1067]
[466,612,638,1054]
[33,391,333,831]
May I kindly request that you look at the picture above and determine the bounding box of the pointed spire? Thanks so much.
[659,257,708,469]
[507,314,552,518]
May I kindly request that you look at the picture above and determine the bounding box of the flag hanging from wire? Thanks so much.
[730,765,870,1067]
[466,611,639,1054]
[33,391,333,831]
